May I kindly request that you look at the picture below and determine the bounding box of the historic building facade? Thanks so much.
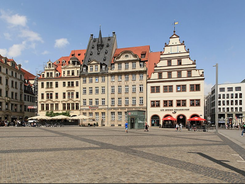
[38,30,149,126]
[147,31,205,127]
[0,56,24,122]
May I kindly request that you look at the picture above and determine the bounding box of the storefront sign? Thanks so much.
[28,106,37,109]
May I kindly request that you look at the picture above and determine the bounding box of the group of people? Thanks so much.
[175,123,183,131]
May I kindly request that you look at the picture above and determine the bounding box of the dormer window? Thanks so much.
[48,63,51,68]
[72,54,75,56]
[83,66,87,72]
[78,53,81,56]
[140,62,144,68]
[102,65,106,71]
[56,61,59,64]
[42,74,44,78]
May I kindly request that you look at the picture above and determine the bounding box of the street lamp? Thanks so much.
[213,63,218,133]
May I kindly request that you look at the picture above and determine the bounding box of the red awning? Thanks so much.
[188,117,206,121]
[162,116,177,121]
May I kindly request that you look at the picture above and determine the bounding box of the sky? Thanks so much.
[0,0,245,95]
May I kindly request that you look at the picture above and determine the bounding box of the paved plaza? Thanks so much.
[0,126,245,183]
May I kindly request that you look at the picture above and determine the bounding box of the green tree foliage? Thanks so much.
[46,111,70,117]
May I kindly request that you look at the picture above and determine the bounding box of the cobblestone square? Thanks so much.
[0,126,245,183]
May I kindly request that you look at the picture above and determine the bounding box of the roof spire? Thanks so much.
[97,25,104,51]
[98,25,103,45]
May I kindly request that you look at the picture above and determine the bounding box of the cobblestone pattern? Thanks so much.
[0,126,245,183]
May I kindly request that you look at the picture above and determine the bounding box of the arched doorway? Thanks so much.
[189,114,202,126]
[162,114,175,128]
[151,115,160,127]
[177,114,186,127]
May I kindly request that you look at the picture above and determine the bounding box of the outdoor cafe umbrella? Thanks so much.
[188,117,206,121]
[69,115,91,120]
[162,116,177,121]
[28,115,52,120]
[51,115,70,120]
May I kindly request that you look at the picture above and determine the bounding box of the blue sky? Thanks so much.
[0,0,245,95]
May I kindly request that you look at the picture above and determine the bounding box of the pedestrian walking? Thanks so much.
[125,121,128,133]
[144,122,149,132]
[241,122,245,137]
[176,123,179,131]
[179,123,182,131]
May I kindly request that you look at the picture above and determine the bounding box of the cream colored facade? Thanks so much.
[147,32,204,127]
[38,60,81,116]
[0,57,25,122]
[108,50,147,126]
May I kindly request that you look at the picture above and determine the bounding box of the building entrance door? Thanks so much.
[130,118,135,129]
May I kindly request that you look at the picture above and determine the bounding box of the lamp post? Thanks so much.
[213,63,218,133]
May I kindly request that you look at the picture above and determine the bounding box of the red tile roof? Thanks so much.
[113,45,150,63]
[21,68,36,80]
[40,49,86,79]
[146,52,161,79]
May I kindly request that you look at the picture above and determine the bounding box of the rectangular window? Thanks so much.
[118,63,122,70]
[219,88,225,92]
[76,92,79,98]
[132,97,136,105]
[151,86,160,93]
[63,103,66,110]
[63,92,66,99]
[95,65,98,71]
[125,97,129,105]
[125,75,129,81]
[176,85,186,92]
[118,75,122,82]
[89,99,93,106]
[139,84,143,92]
[95,98,99,106]
[101,86,105,94]
[55,82,58,88]
[167,72,172,78]
[111,64,115,70]
[125,85,129,93]
[132,74,136,81]
[111,75,115,82]
[167,60,171,66]
[111,98,115,106]
[178,59,182,65]
[83,87,86,95]
[102,98,105,105]
[163,85,173,93]
[111,86,115,94]
[89,77,93,83]
[190,84,200,91]
[132,85,136,93]
[235,87,241,91]
[55,93,58,99]
[139,74,143,80]
[164,100,173,107]
[190,99,200,106]
[118,112,122,121]
[83,77,86,84]
[90,66,93,72]
[187,71,192,77]
[227,87,233,92]
[83,99,86,106]
[89,87,93,94]
[118,86,122,94]
[132,62,136,69]
[101,76,105,82]
[95,87,99,94]
[111,112,115,121]
[63,82,66,87]
[177,71,182,78]
[151,100,160,107]
[158,73,162,79]
[118,98,122,106]
[125,63,129,70]
[95,77,99,83]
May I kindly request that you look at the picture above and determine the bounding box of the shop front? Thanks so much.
[127,110,145,129]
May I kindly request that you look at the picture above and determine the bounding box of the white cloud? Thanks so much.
[4,33,11,40]
[24,60,29,63]
[54,38,69,48]
[19,29,43,43]
[204,81,213,96]
[0,48,8,56]
[8,42,26,58]
[42,50,49,55]
[0,10,27,27]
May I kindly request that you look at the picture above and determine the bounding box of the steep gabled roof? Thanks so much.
[146,51,161,79]
[21,68,36,80]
